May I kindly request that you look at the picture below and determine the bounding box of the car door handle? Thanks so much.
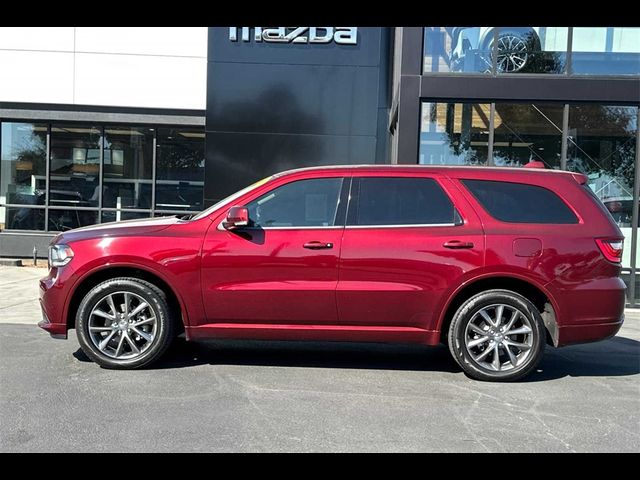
[303,241,333,250]
[443,240,474,249]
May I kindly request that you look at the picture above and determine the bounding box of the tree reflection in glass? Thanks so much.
[567,105,637,229]
[492,103,563,168]
[419,103,490,166]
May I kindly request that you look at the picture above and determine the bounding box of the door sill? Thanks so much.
[186,323,440,345]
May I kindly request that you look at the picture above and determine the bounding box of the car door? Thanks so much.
[336,174,485,331]
[200,174,348,326]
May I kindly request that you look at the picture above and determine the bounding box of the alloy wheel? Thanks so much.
[463,303,534,372]
[494,34,529,73]
[88,291,157,359]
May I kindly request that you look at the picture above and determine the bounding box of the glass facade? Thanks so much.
[103,126,154,210]
[155,128,205,212]
[419,103,490,165]
[0,123,48,206]
[0,122,205,232]
[567,105,638,268]
[4,207,45,231]
[418,102,576,170]
[492,103,564,168]
[49,125,102,208]
[572,28,640,75]
[424,27,638,76]
[423,27,494,74]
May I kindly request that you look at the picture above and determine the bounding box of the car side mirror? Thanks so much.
[222,206,249,230]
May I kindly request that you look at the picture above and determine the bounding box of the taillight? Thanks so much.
[595,238,624,263]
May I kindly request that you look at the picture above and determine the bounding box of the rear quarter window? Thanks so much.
[461,179,578,224]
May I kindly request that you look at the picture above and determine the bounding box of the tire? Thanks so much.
[76,277,175,369]
[489,29,540,73]
[447,289,545,382]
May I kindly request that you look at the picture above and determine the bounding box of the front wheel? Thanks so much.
[76,277,175,369]
[447,289,546,381]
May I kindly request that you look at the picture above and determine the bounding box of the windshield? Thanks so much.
[191,176,274,221]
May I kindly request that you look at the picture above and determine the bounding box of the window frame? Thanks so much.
[219,176,351,231]
[345,175,462,228]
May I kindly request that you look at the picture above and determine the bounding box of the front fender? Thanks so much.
[60,234,205,332]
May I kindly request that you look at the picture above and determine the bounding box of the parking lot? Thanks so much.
[1,265,639,452]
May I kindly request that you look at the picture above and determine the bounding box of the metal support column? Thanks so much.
[628,108,640,306]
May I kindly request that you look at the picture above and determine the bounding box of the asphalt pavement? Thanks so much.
[1,265,639,452]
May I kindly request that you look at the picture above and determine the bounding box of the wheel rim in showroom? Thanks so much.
[495,35,529,72]
[464,304,534,372]
[88,291,157,359]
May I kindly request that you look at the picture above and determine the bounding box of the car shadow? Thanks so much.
[526,336,640,382]
[156,340,462,373]
[73,335,640,381]
[74,338,459,372]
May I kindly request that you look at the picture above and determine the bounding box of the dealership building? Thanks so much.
[1,27,639,298]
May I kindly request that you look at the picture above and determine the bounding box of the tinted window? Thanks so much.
[246,178,343,227]
[462,179,578,224]
[349,177,456,226]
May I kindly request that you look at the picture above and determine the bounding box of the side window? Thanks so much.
[461,179,578,224]
[348,177,457,226]
[245,178,343,228]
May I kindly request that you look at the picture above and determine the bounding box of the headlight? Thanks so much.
[48,244,74,268]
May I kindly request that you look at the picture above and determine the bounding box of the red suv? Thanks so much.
[39,165,626,381]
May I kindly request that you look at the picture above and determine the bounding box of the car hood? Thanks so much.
[52,215,184,245]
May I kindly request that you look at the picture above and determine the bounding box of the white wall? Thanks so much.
[0,27,207,110]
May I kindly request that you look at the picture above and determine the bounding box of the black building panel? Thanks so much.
[204,27,391,205]
[205,132,376,202]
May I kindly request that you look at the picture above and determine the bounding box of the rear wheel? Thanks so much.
[447,289,545,381]
[76,277,175,369]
